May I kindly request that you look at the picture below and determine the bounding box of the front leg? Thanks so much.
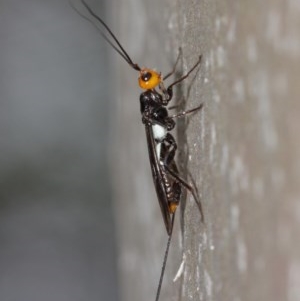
[159,82,173,106]
[160,133,177,165]
[142,111,175,131]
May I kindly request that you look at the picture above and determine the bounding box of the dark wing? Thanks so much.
[145,125,172,235]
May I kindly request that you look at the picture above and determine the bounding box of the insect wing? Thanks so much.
[145,125,172,235]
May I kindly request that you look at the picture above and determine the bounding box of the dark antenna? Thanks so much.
[76,0,141,71]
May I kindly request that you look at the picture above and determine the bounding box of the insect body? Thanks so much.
[138,64,204,301]
[78,1,204,300]
[140,77,203,235]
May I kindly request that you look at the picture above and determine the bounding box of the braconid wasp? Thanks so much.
[75,1,204,300]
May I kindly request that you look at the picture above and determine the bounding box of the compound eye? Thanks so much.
[138,68,161,90]
[141,72,152,82]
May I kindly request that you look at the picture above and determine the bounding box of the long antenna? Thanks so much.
[78,0,141,71]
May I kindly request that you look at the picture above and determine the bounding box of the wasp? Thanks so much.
[77,1,204,300]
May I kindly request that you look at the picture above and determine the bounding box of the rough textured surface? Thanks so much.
[111,0,300,301]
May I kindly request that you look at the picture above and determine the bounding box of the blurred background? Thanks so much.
[0,0,119,300]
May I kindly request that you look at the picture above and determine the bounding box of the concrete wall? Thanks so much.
[111,0,300,301]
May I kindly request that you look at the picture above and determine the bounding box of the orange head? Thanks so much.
[138,68,161,90]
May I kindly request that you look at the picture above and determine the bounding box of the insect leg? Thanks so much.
[165,164,204,223]
[159,55,202,107]
[169,103,203,119]
[161,133,177,165]
[163,48,182,80]
[167,55,202,94]
[142,112,175,131]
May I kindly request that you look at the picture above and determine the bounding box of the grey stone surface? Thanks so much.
[111,0,300,301]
